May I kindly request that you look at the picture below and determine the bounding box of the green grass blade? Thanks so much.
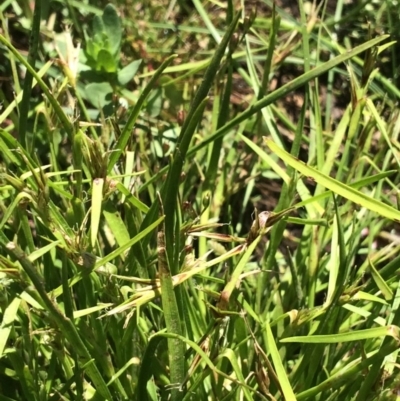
[216,349,254,401]
[107,54,176,173]
[0,61,52,126]
[0,36,73,138]
[0,239,113,400]
[157,202,185,401]
[265,138,400,221]
[192,0,221,43]
[152,332,257,394]
[281,326,399,343]
[368,259,393,301]
[218,236,260,311]
[187,35,389,156]
[103,201,130,247]
[325,214,340,306]
[49,216,164,298]
[264,322,296,401]
[296,340,399,400]
[18,0,42,148]
[0,297,21,358]
[161,98,208,272]
[91,178,104,248]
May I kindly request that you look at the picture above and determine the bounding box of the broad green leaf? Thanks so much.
[118,59,142,85]
[92,14,105,37]
[146,87,162,117]
[96,48,117,72]
[83,82,113,108]
[102,3,122,56]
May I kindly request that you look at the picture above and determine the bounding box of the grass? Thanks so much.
[1,0,400,400]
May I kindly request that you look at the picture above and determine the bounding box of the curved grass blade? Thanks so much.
[107,54,177,173]
[265,139,400,222]
[0,239,113,400]
[0,61,52,126]
[264,322,296,400]
[161,11,241,271]
[0,297,21,358]
[186,35,389,156]
[0,35,73,137]
[217,234,261,311]
[215,349,254,401]
[151,332,258,395]
[281,325,399,343]
[18,0,42,147]
[296,340,399,400]
[157,199,185,401]
[368,259,393,301]
[49,216,164,298]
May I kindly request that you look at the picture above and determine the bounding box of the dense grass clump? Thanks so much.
[1,0,400,400]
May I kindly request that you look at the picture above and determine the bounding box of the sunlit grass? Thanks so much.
[0,1,400,400]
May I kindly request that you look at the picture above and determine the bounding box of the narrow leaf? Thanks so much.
[108,54,177,172]
[91,178,104,248]
[265,323,296,400]
[369,259,393,301]
[265,139,400,222]
[0,297,21,358]
[281,326,400,343]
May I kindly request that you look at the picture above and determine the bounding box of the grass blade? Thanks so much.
[157,197,185,401]
[281,326,399,343]
[188,35,389,155]
[0,238,113,400]
[107,54,177,173]
[0,36,73,138]
[18,0,42,147]
[0,297,21,358]
[265,138,400,221]
[264,322,296,401]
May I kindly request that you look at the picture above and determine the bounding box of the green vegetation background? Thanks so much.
[1,0,400,400]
